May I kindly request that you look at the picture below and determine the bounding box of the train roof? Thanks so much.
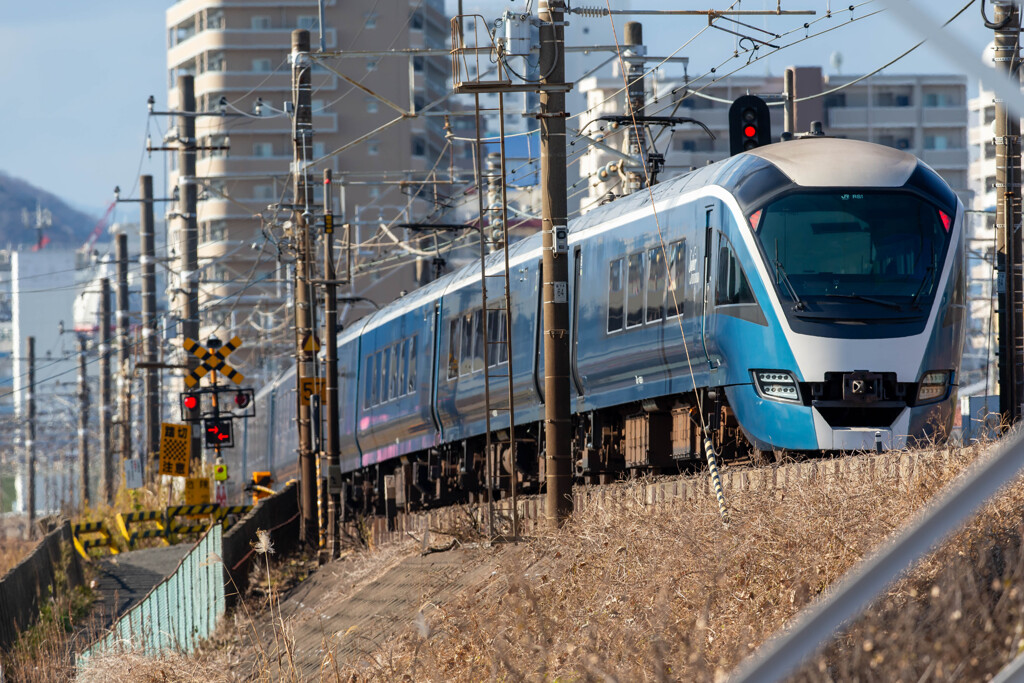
[746,137,919,187]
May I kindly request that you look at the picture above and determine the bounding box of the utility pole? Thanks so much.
[538,0,573,526]
[177,75,202,468]
[99,278,113,503]
[140,175,160,477]
[116,233,132,474]
[623,21,647,193]
[78,336,90,509]
[291,29,319,547]
[323,169,340,558]
[24,336,36,539]
[994,3,1024,423]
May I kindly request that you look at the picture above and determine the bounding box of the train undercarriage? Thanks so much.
[340,389,755,520]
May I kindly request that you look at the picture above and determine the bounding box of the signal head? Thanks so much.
[728,95,772,156]
[234,391,250,409]
[183,394,198,411]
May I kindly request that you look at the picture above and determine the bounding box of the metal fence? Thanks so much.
[79,523,224,661]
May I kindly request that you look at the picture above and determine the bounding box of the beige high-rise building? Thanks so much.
[165,0,449,379]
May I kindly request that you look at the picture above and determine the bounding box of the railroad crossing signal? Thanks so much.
[183,335,244,388]
[158,422,192,477]
[203,417,234,448]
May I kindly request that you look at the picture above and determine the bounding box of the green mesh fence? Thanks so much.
[79,523,224,662]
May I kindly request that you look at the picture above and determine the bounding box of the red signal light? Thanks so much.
[744,125,757,138]
[183,394,198,410]
[234,391,250,408]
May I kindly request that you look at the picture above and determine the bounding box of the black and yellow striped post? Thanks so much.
[704,438,731,525]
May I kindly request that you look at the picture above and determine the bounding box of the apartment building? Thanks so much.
[165,0,450,380]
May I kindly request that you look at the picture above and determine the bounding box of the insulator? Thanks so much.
[571,6,609,18]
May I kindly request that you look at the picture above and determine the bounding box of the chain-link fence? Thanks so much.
[79,523,224,661]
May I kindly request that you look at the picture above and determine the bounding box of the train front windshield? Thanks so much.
[751,191,953,311]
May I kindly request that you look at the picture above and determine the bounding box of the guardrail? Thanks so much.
[74,504,253,556]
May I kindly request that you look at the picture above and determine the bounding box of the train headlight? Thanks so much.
[917,370,951,403]
[752,370,801,403]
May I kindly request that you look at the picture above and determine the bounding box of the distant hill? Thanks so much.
[0,171,97,250]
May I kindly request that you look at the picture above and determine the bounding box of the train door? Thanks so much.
[700,204,717,371]
[570,245,586,396]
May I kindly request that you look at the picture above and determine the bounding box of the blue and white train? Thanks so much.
[241,137,965,510]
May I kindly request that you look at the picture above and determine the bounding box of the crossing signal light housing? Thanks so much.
[203,418,234,448]
[729,95,772,156]
[234,390,251,409]
[180,392,201,422]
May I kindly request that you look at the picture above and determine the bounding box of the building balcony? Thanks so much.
[920,148,967,169]
[168,28,337,65]
[922,107,966,126]
[828,106,919,128]
[198,239,249,260]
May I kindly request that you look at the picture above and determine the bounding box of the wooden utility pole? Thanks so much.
[99,278,113,503]
[291,29,319,546]
[538,0,573,526]
[623,21,646,193]
[77,336,90,509]
[140,175,160,477]
[323,170,341,558]
[116,233,131,472]
[177,74,202,466]
[994,3,1024,422]
[24,336,36,538]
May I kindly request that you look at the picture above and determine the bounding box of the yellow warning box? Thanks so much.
[158,423,192,477]
[299,376,326,403]
[184,477,211,505]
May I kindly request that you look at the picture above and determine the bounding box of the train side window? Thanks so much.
[667,239,686,317]
[363,354,373,408]
[398,339,408,397]
[626,251,645,328]
[447,318,460,380]
[487,309,508,366]
[389,343,400,401]
[715,243,756,305]
[607,258,624,333]
[646,247,666,323]
[379,348,390,403]
[460,311,474,377]
[472,309,485,372]
[407,335,417,393]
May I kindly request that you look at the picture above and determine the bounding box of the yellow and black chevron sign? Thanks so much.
[183,336,244,388]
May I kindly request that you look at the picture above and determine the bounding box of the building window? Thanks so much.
[366,59,378,72]
[253,184,276,200]
[413,56,424,73]
[251,15,271,30]
[252,58,273,72]
[365,98,379,114]
[924,135,948,150]
[297,15,318,30]
[607,257,624,333]
[252,142,274,157]
[412,137,426,157]
[313,142,325,159]
[207,10,224,29]
[367,138,380,156]
[365,12,378,28]
[207,52,225,72]
[368,187,381,199]
[410,10,424,30]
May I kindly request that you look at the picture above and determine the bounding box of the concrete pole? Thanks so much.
[177,74,202,467]
[995,4,1023,422]
[140,175,160,478]
[99,278,113,503]
[624,21,647,193]
[538,0,573,526]
[323,169,340,558]
[784,67,796,136]
[78,336,90,509]
[25,336,36,539]
[116,233,131,473]
[291,29,319,547]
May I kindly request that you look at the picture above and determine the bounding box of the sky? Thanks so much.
[0,1,995,218]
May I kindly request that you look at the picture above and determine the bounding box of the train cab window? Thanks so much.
[626,252,645,328]
[472,309,485,372]
[407,335,417,393]
[667,239,687,317]
[607,258,624,333]
[716,243,755,306]
[460,312,475,377]
[447,318,461,380]
[646,247,666,323]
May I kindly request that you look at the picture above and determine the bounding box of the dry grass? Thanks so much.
[329,443,1024,681]
[0,535,38,577]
